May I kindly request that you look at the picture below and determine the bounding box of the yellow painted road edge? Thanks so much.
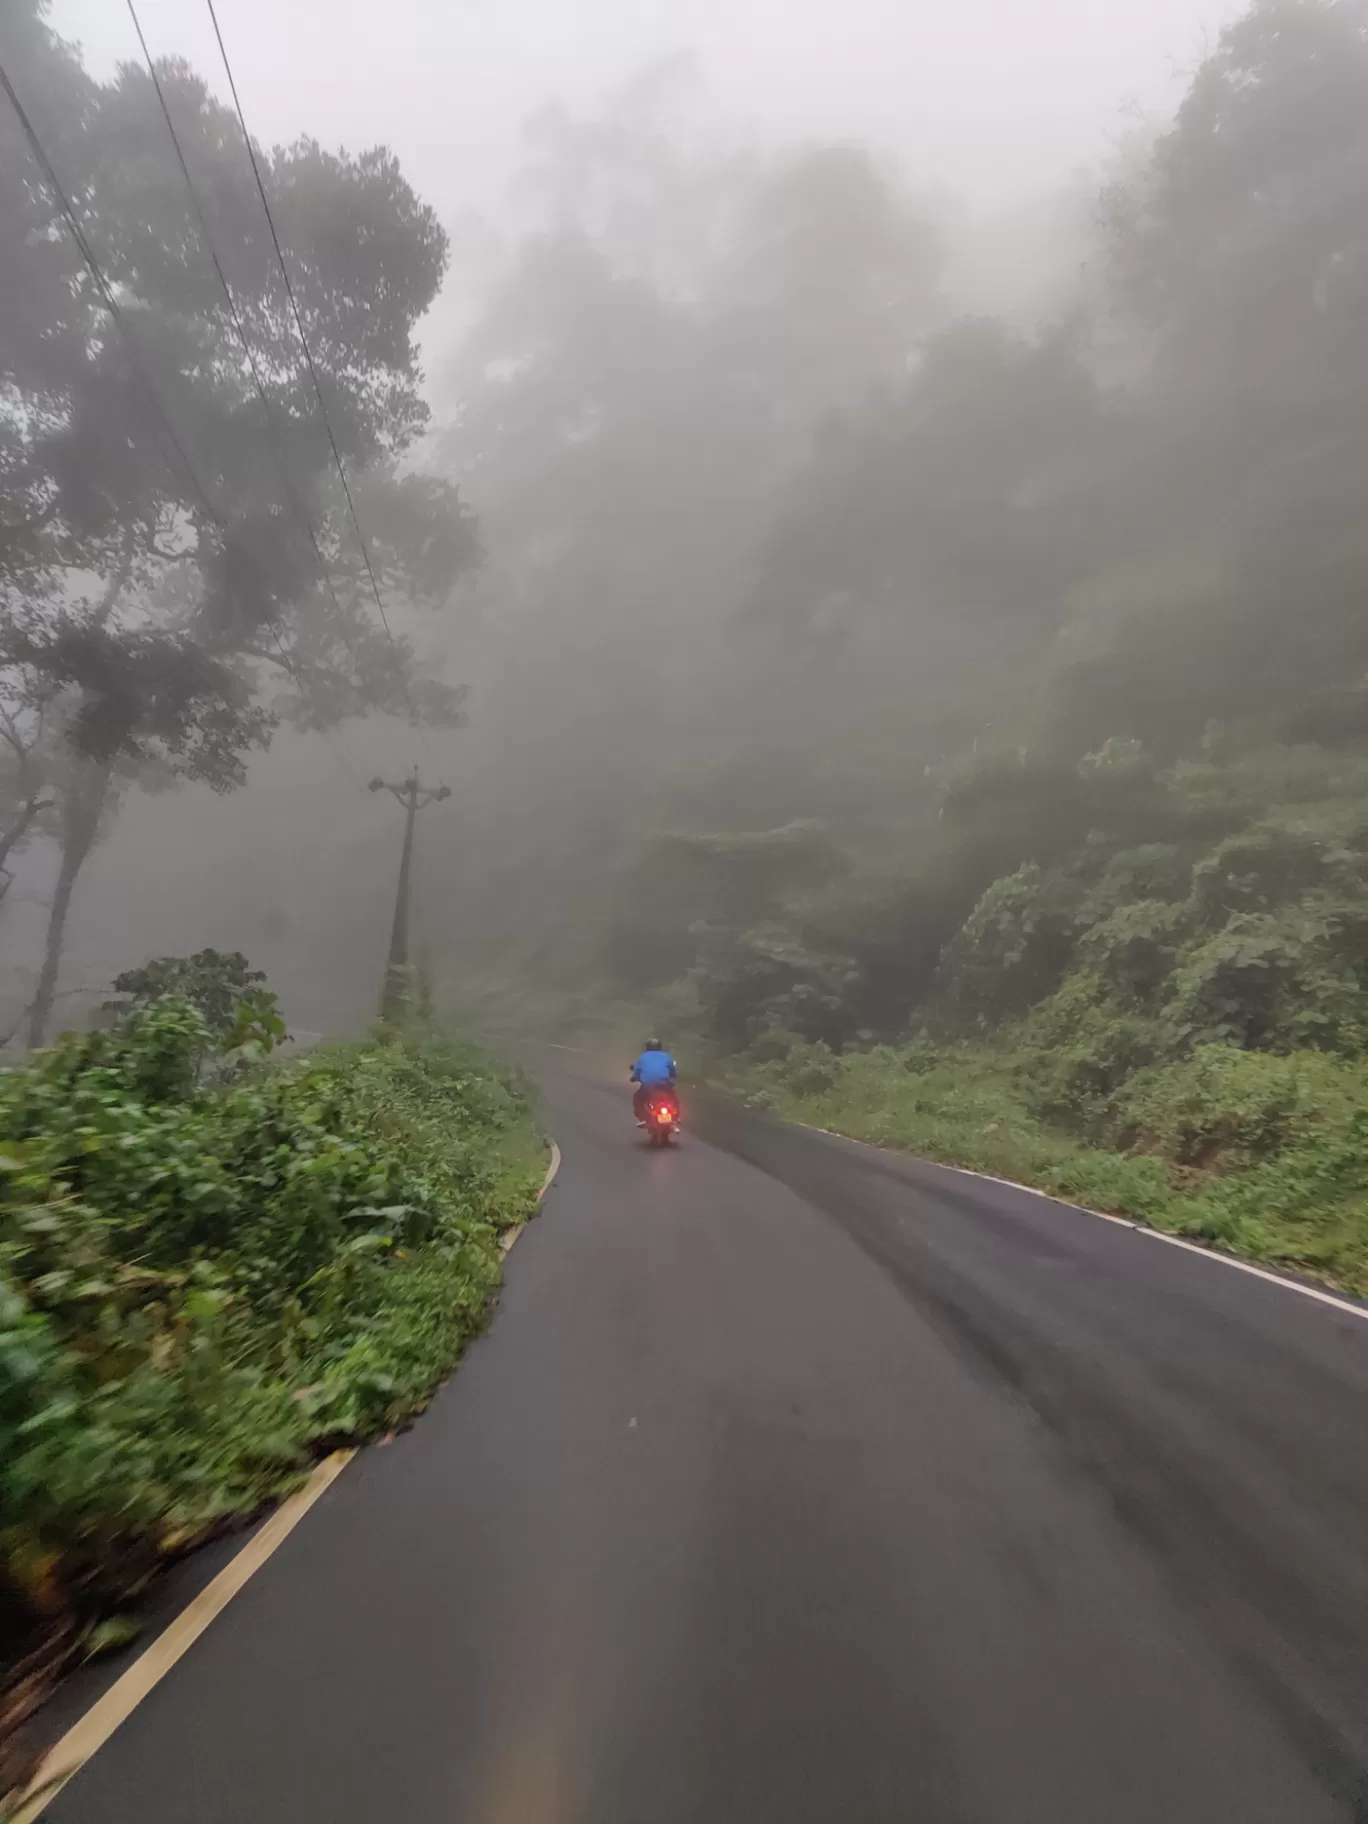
[13,1134,563,1821]
[9,1450,355,1823]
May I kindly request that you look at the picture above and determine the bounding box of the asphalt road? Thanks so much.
[48,1064,1368,1823]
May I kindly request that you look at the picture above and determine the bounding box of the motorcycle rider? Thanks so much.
[631,1038,678,1122]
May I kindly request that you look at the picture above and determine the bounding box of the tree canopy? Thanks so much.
[1,0,476,1037]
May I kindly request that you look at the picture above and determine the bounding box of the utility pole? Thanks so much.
[369,769,450,1022]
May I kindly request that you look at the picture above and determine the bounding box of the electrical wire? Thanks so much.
[5,34,426,795]
[122,0,407,777]
[4,48,401,800]
[203,0,432,770]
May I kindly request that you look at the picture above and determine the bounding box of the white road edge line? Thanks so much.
[798,1122,1368,1323]
[14,1133,564,1821]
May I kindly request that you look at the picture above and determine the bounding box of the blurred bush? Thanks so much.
[0,982,543,1677]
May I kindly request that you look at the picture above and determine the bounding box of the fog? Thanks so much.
[51,0,1234,209]
[5,0,1367,1056]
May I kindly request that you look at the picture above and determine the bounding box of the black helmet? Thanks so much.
[645,1036,662,1051]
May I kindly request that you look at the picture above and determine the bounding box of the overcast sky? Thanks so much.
[51,0,1237,226]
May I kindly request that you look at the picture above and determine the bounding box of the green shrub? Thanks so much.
[1017,976,1170,1123]
[693,925,859,1049]
[770,1038,841,1097]
[0,1001,543,1644]
[1190,824,1357,926]
[1164,911,1368,1054]
[933,864,1083,1032]
[1081,844,1192,919]
[104,949,272,1037]
[1078,900,1191,1005]
[1107,1045,1339,1168]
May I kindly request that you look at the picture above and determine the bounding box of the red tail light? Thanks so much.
[655,1104,674,1124]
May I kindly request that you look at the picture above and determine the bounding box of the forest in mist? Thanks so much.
[15,0,1368,1768]
[5,0,1368,1082]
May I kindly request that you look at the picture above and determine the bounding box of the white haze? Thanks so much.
[8,0,1239,1037]
[54,0,1235,216]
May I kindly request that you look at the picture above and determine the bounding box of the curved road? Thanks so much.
[48,1064,1368,1822]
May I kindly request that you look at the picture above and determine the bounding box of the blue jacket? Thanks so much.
[632,1048,677,1087]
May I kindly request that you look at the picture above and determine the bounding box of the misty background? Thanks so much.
[8,0,1365,1057]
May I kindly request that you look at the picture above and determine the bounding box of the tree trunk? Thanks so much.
[27,759,112,1049]
[0,792,52,895]
[24,552,132,1046]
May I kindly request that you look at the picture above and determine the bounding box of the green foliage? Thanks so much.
[933,865,1082,1032]
[103,950,288,1071]
[1190,825,1358,925]
[0,1000,543,1648]
[1081,845,1192,918]
[1017,975,1170,1119]
[1078,901,1191,1005]
[1107,1047,1346,1170]
[2,1,476,1047]
[1166,912,1368,1054]
[439,0,1368,1078]
[106,950,267,1035]
[693,925,860,1051]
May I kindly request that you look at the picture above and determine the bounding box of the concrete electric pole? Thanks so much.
[369,769,450,1022]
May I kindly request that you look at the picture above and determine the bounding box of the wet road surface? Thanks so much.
[48,1065,1368,1822]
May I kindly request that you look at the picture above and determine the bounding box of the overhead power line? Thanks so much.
[122,0,407,777]
[203,0,430,764]
[3,47,392,796]
[0,59,221,524]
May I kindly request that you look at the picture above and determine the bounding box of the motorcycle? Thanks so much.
[638,1088,680,1147]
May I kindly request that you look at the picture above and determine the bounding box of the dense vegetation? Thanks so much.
[434,0,1368,1294]
[1,0,474,1046]
[720,746,1368,1296]
[0,971,543,1734]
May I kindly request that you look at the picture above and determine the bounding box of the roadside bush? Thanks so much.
[1104,1045,1356,1171]
[104,949,274,1039]
[1017,976,1169,1124]
[0,998,543,1663]
[770,1038,842,1098]
[1164,912,1368,1054]
[932,864,1083,1033]
[1078,900,1191,1005]
[1190,824,1356,927]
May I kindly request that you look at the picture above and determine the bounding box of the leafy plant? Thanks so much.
[1081,845,1193,919]
[1190,825,1357,927]
[1079,901,1191,1005]
[1165,912,1368,1055]
[106,950,268,1036]
[932,864,1083,1032]
[0,995,544,1689]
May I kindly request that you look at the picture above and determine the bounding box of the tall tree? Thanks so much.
[0,1,476,1041]
[428,88,943,981]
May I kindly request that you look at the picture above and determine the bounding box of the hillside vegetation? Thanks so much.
[0,971,543,1734]
[499,1,1368,1295]
[698,743,1368,1295]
